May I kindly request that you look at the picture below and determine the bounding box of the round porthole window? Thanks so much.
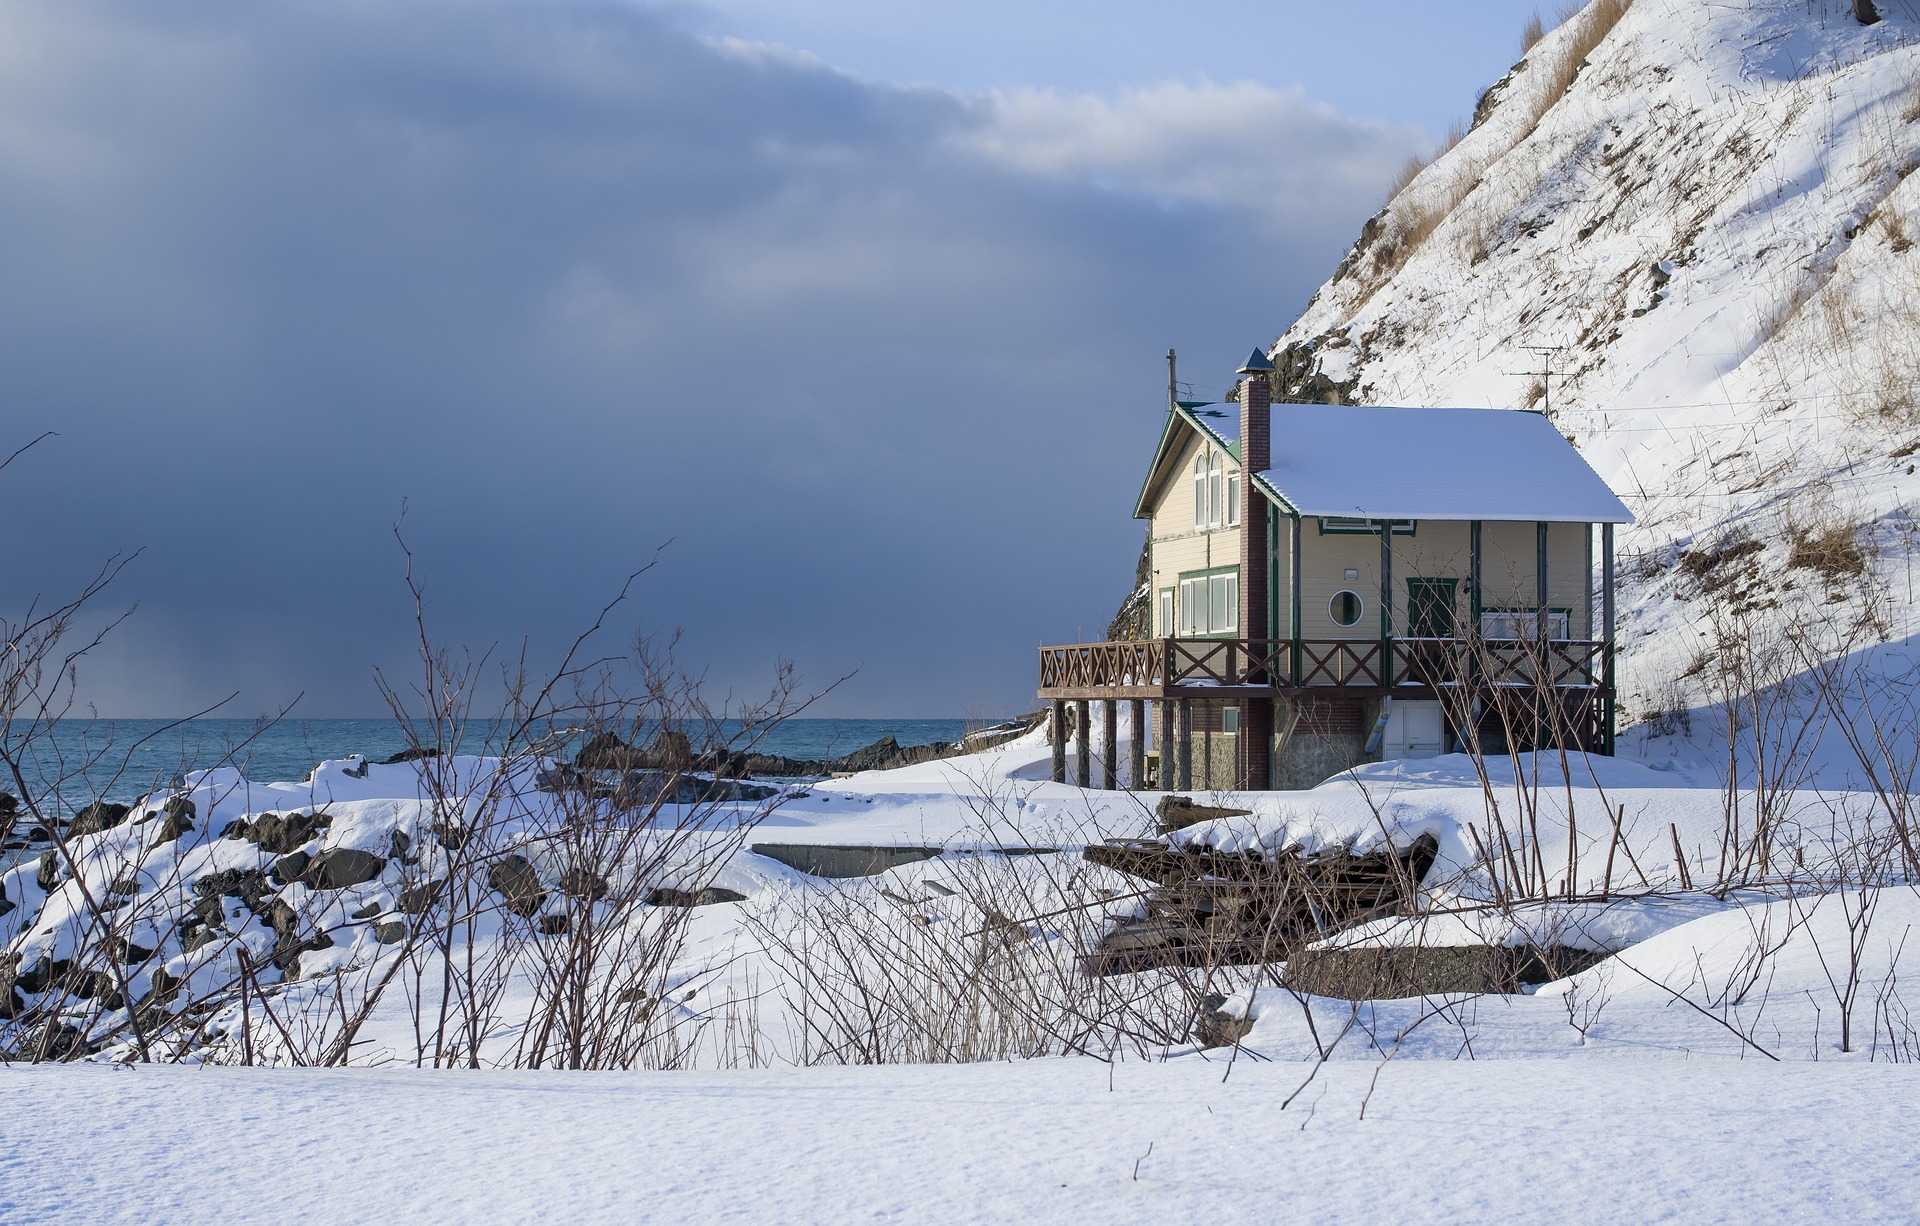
[1329,590,1364,627]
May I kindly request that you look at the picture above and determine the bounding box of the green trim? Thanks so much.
[1319,517,1417,536]
[1267,502,1282,641]
[1175,565,1242,638]
[1405,577,1459,639]
[1156,587,1175,638]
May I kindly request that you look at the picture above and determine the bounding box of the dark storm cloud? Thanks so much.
[0,0,1418,716]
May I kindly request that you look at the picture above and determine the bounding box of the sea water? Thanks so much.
[7,717,971,808]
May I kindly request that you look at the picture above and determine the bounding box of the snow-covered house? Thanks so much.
[1039,351,1633,791]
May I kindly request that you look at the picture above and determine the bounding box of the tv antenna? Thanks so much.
[1523,345,1566,418]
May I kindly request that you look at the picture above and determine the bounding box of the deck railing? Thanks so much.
[1038,636,1609,694]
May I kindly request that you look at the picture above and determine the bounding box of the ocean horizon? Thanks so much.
[11,717,978,808]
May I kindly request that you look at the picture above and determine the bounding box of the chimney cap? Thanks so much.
[1237,348,1274,375]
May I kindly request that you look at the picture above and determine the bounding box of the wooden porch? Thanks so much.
[1036,634,1616,790]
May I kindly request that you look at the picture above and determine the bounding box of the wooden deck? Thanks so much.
[1037,635,1610,699]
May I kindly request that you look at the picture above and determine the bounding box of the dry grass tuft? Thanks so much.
[1536,0,1633,112]
[1520,11,1547,55]
[1788,523,1869,581]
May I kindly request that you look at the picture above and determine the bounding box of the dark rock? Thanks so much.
[373,919,407,944]
[0,986,21,1019]
[195,868,273,915]
[271,850,313,887]
[488,855,546,917]
[1282,944,1610,1000]
[108,873,143,897]
[1193,993,1254,1049]
[574,731,652,771]
[0,793,15,818]
[537,913,570,936]
[388,830,413,863]
[350,901,382,920]
[379,746,441,765]
[341,756,370,778]
[152,795,196,845]
[0,895,11,919]
[220,818,252,840]
[265,899,334,976]
[71,969,125,1006]
[13,958,60,996]
[248,810,331,855]
[36,850,63,893]
[136,969,184,1014]
[644,886,748,908]
[398,878,447,914]
[1856,0,1882,24]
[1106,536,1153,641]
[431,821,469,852]
[183,925,221,954]
[26,1022,90,1061]
[111,939,154,965]
[556,868,608,901]
[302,848,387,890]
[67,801,132,838]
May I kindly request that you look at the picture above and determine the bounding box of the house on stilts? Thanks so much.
[1039,349,1634,791]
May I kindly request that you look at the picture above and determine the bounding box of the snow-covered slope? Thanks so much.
[1270,0,1920,733]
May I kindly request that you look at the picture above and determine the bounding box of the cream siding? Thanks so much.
[1145,430,1243,636]
[1283,519,1592,640]
[1144,421,1598,642]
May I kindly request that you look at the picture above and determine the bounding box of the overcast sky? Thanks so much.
[0,0,1548,719]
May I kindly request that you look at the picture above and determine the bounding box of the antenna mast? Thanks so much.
[1167,348,1177,411]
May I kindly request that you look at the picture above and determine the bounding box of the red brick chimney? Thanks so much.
[1237,347,1273,641]
[1236,347,1274,790]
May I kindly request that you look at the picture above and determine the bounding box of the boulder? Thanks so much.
[270,850,313,887]
[70,969,125,1006]
[26,1022,90,1062]
[248,810,331,855]
[398,878,447,914]
[67,801,132,838]
[488,855,547,918]
[1193,993,1254,1049]
[302,848,387,890]
[220,818,252,840]
[555,868,609,901]
[35,850,63,893]
[1281,944,1609,1000]
[195,868,273,914]
[111,938,154,965]
[151,795,196,845]
[388,830,416,864]
[13,958,60,995]
[431,821,469,852]
[379,746,440,765]
[265,899,334,976]
[644,886,748,908]
[349,901,383,920]
[373,919,407,944]
[574,731,651,771]
[537,913,570,936]
[0,792,15,818]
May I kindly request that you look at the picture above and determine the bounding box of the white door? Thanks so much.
[1384,701,1446,760]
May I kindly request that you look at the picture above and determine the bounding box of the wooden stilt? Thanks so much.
[1074,699,1091,788]
[1101,699,1118,790]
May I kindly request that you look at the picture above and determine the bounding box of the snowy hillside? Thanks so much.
[1269,0,1920,736]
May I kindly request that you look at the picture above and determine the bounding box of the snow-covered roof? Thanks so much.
[1256,406,1633,524]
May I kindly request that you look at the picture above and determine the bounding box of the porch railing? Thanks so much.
[1038,636,1609,694]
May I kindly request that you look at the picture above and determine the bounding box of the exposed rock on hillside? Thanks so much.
[1266,0,1920,728]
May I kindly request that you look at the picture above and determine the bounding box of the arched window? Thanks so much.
[1193,454,1207,528]
[1208,452,1223,527]
[1226,468,1240,525]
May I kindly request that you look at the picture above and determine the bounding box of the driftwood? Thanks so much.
[1154,795,1253,833]
[1083,833,1439,974]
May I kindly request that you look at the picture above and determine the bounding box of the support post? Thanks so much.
[1177,698,1193,791]
[1469,519,1483,690]
[1101,699,1118,790]
[1129,698,1147,790]
[1050,699,1066,784]
[1074,699,1091,788]
[1239,699,1273,791]
[1603,521,1617,756]
[1536,521,1551,630]
[1380,519,1394,687]
[1536,520,1551,749]
[1290,513,1304,687]
[1158,698,1175,790]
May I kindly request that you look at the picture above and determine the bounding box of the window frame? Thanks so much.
[1176,566,1240,638]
